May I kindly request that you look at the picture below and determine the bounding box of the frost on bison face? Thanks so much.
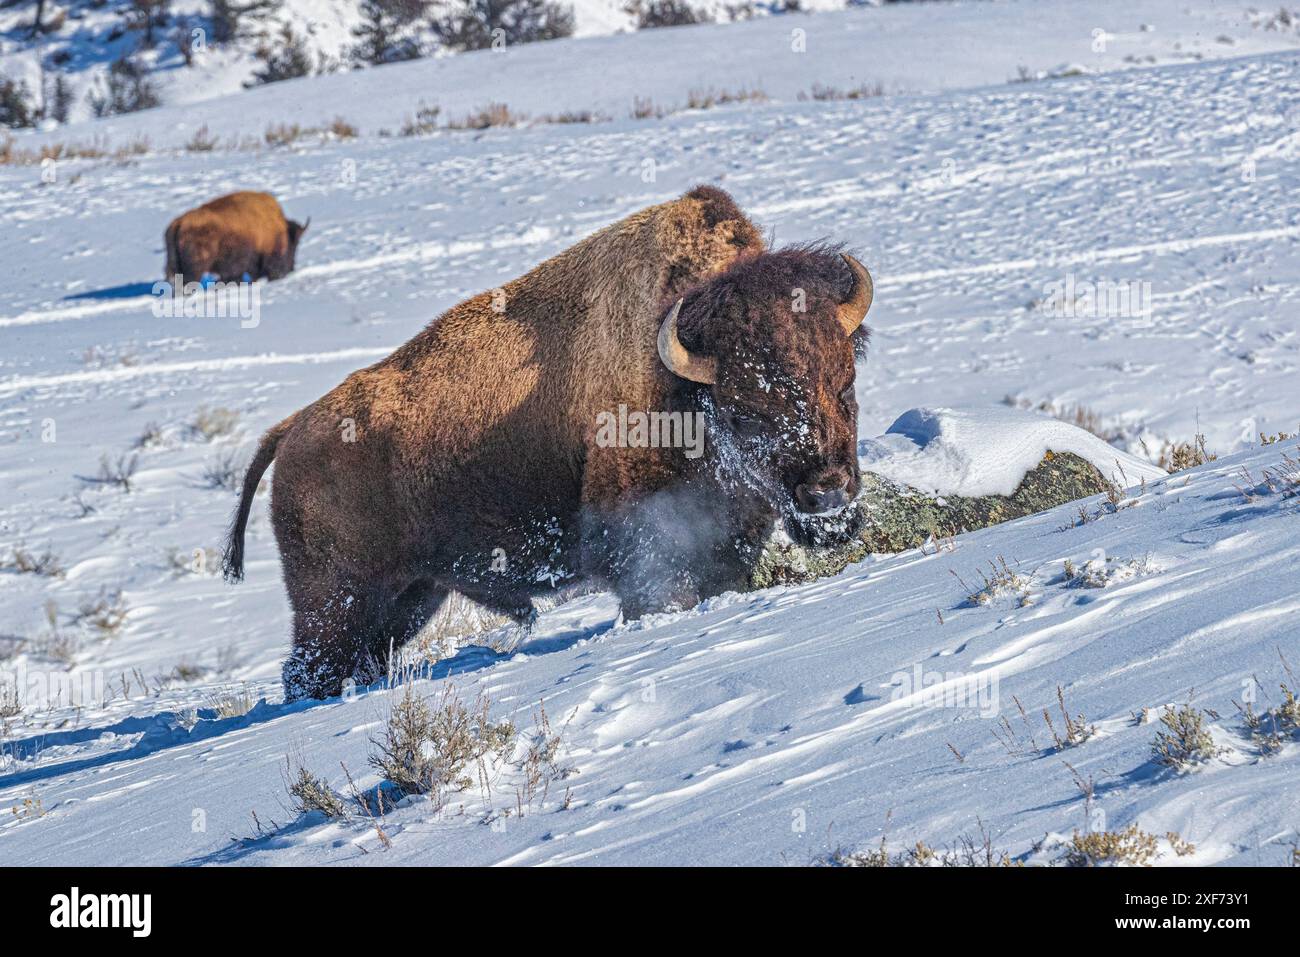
[584,245,873,618]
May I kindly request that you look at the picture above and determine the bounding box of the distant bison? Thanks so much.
[164,191,308,287]
[222,187,870,701]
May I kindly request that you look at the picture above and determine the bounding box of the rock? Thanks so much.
[749,451,1111,589]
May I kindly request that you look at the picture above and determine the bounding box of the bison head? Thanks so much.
[658,246,872,529]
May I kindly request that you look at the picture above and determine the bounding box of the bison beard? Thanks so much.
[223,190,871,702]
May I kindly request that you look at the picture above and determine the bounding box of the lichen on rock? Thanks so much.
[749,451,1111,590]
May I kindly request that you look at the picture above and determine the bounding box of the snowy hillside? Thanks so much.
[2,439,1297,866]
[1,1,1299,867]
[2,0,1299,130]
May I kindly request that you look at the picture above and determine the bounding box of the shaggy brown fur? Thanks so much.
[224,186,766,700]
[164,191,308,286]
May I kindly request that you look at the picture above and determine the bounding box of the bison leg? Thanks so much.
[363,579,450,667]
[282,574,453,701]
[281,578,388,702]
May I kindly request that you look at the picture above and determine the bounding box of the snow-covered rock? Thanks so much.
[860,406,1167,497]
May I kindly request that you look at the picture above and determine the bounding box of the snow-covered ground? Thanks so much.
[1,1,1298,866]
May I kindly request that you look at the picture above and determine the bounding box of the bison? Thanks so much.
[164,191,308,287]
[222,187,871,701]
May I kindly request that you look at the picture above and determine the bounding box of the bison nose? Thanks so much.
[795,479,851,514]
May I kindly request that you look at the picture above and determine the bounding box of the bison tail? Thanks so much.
[222,413,297,583]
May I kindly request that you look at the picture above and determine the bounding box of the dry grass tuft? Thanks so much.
[630,96,667,120]
[188,405,240,442]
[799,81,884,101]
[1,543,64,578]
[824,819,1019,867]
[328,117,358,139]
[446,103,525,130]
[186,125,219,152]
[206,686,259,719]
[0,683,21,719]
[1157,433,1216,472]
[72,589,128,639]
[954,556,1033,607]
[686,87,768,110]
[1043,686,1096,750]
[1062,554,1153,589]
[517,700,577,807]
[399,104,441,136]
[284,754,349,819]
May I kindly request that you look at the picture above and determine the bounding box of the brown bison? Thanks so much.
[164,191,308,287]
[222,187,870,700]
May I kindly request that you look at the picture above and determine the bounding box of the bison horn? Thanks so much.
[657,299,717,385]
[836,253,873,336]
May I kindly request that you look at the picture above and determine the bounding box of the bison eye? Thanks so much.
[839,384,857,408]
[728,412,767,438]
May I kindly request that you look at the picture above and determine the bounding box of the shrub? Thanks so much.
[88,451,140,492]
[89,57,161,117]
[130,0,171,47]
[46,73,74,125]
[626,0,711,28]
[1151,703,1224,770]
[247,24,314,86]
[1061,825,1194,866]
[1240,678,1300,755]
[209,0,276,44]
[351,0,427,64]
[284,755,349,818]
[0,74,37,129]
[370,682,516,804]
[432,0,575,52]
[202,449,244,491]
